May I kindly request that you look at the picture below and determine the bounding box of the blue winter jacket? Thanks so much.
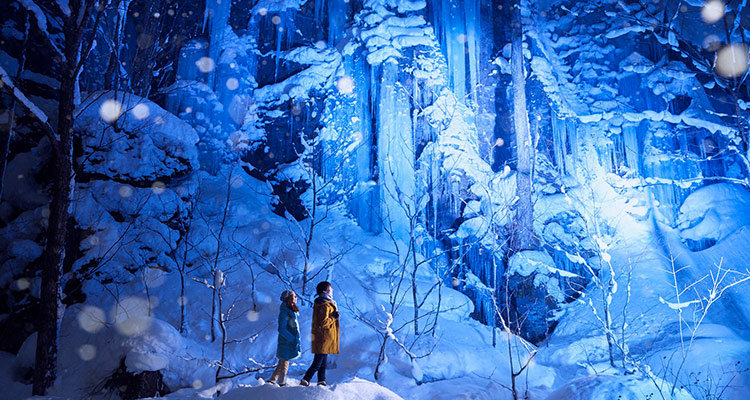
[276,302,301,361]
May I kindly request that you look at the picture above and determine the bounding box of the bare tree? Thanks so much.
[659,256,750,398]
[274,123,359,298]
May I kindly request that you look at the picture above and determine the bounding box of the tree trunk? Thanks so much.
[374,335,388,380]
[32,63,76,397]
[31,1,96,390]
[510,0,534,251]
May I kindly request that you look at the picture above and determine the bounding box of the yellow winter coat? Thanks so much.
[311,297,339,354]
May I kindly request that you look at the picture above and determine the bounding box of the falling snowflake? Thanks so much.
[77,305,107,333]
[336,76,355,94]
[701,0,725,24]
[15,278,30,291]
[226,77,239,90]
[143,266,166,287]
[151,181,166,194]
[702,34,721,51]
[246,310,260,322]
[230,174,244,188]
[132,103,150,120]
[118,185,133,198]
[715,44,749,78]
[99,99,122,123]
[195,57,215,73]
[111,296,151,336]
[78,344,97,361]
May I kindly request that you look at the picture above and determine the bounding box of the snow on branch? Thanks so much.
[0,65,51,125]
[19,0,48,31]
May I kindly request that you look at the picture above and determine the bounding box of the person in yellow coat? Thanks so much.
[300,281,339,386]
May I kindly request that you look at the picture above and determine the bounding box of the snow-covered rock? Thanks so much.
[676,183,750,247]
[75,92,199,182]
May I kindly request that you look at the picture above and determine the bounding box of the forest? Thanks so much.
[1,0,750,399]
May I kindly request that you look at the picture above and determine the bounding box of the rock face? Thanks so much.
[105,358,170,400]
[507,251,586,344]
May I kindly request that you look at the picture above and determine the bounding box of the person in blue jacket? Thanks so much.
[267,289,301,386]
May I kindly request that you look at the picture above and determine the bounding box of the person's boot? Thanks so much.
[300,379,310,386]
[317,381,327,386]
[267,380,277,385]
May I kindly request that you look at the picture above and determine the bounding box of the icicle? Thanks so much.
[275,15,283,82]
[205,0,230,88]
[464,0,480,103]
[566,118,578,177]
[315,0,325,24]
[328,0,348,46]
[551,111,567,175]
[622,124,640,175]
[377,61,415,242]
[445,0,466,101]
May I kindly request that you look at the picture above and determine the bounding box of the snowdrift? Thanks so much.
[220,379,403,400]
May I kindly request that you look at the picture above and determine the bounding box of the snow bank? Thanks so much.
[15,304,216,397]
[221,378,403,400]
[676,183,750,245]
[545,375,694,400]
[0,351,30,400]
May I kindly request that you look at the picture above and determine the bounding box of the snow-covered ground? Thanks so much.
[3,0,750,399]
[4,166,749,400]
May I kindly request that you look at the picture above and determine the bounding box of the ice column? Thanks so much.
[204,0,231,88]
[377,61,415,241]
[622,123,640,174]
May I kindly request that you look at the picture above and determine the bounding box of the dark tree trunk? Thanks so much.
[32,74,75,396]
[32,0,92,392]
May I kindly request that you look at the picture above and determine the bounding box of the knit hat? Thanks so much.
[280,289,295,302]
